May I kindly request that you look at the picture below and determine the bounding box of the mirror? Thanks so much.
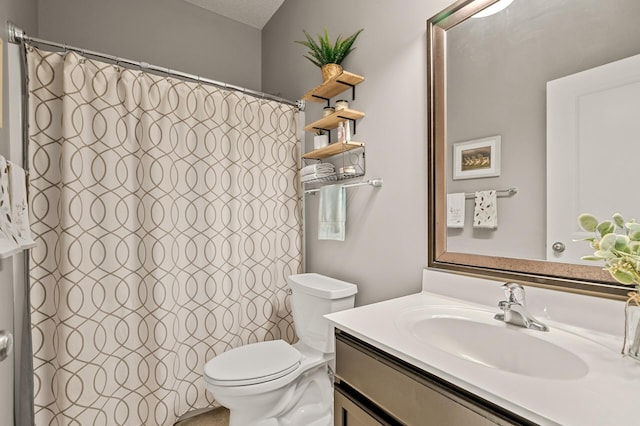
[427,0,640,297]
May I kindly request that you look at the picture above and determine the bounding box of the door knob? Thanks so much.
[552,242,566,253]
[0,330,13,362]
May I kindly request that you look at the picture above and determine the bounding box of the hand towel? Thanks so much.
[318,184,345,241]
[0,156,21,258]
[8,161,36,249]
[473,190,498,229]
[446,193,466,228]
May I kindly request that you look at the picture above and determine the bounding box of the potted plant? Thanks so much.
[295,28,364,82]
[577,213,640,358]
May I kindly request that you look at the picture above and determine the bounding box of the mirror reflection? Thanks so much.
[444,0,640,265]
[428,0,640,294]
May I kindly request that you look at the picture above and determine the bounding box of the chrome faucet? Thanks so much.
[494,283,549,332]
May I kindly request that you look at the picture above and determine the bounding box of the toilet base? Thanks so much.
[219,364,333,426]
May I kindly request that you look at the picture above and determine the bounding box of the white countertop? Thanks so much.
[326,289,640,425]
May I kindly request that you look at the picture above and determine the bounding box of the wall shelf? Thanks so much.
[302,71,365,103]
[302,141,364,160]
[303,108,365,133]
[300,70,367,187]
[301,170,365,185]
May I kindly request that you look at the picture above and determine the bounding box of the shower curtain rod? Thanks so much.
[7,22,302,109]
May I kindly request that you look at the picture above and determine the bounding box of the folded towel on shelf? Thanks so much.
[0,156,21,258]
[301,172,336,183]
[301,163,336,183]
[473,190,498,229]
[446,193,466,228]
[8,161,36,249]
[301,163,334,176]
[318,184,346,241]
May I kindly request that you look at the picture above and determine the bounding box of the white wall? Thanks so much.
[262,0,452,306]
[37,0,262,90]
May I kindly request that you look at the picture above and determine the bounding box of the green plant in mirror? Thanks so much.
[577,213,640,291]
[294,28,364,67]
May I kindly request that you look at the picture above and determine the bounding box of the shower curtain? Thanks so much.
[26,45,302,425]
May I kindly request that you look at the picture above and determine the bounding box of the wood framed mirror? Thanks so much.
[427,0,640,298]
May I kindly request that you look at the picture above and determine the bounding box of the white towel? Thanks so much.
[0,156,21,258]
[8,161,36,249]
[301,172,336,183]
[446,193,466,228]
[318,184,345,241]
[473,190,498,229]
[301,163,334,176]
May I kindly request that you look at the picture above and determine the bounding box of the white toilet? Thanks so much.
[203,273,357,426]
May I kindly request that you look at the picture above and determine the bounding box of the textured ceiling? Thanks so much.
[182,0,285,29]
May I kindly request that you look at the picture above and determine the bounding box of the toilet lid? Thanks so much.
[204,340,301,386]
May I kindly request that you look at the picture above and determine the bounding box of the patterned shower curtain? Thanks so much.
[26,45,301,426]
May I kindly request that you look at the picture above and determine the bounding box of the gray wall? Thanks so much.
[446,0,640,260]
[263,0,452,306]
[0,2,38,425]
[0,0,36,174]
[37,0,262,90]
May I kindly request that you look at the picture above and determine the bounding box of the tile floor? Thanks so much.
[174,407,230,426]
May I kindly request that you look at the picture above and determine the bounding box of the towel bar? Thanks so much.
[304,178,383,195]
[463,187,517,199]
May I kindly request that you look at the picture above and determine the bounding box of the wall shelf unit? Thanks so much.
[303,108,365,133]
[302,141,364,160]
[300,69,367,188]
[302,71,365,103]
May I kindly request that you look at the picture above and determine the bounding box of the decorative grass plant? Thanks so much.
[295,29,363,81]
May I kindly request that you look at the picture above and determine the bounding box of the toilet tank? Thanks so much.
[287,273,357,354]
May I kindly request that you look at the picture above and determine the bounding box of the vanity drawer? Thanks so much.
[335,331,524,426]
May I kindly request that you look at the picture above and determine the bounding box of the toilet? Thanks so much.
[203,273,357,426]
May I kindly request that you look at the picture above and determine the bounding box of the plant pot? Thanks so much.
[321,64,343,82]
[314,134,329,150]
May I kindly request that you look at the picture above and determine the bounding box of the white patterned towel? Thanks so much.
[0,156,20,257]
[8,161,36,249]
[473,190,497,229]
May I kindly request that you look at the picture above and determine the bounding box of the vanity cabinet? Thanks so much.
[333,330,533,426]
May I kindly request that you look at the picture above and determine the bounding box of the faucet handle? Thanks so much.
[502,282,526,305]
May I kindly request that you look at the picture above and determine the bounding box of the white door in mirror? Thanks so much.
[547,53,640,264]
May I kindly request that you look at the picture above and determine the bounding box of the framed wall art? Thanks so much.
[452,136,501,180]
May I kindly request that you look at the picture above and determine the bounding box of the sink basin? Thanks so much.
[396,306,589,380]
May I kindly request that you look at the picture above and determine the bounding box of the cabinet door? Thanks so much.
[334,388,387,426]
[336,333,525,426]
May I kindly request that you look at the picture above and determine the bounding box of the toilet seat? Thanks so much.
[204,340,301,386]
